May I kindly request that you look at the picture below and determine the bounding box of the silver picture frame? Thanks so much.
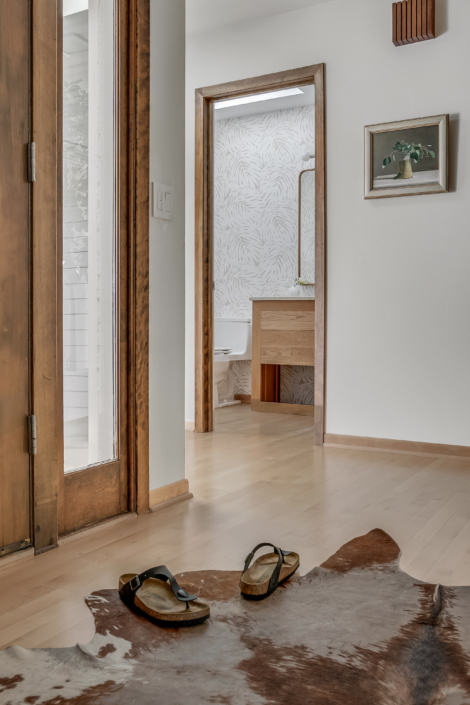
[365,114,448,199]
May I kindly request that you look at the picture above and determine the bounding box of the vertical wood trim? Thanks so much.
[396,2,403,44]
[392,4,398,46]
[195,91,213,432]
[411,0,417,41]
[32,0,59,552]
[133,0,150,513]
[427,0,435,38]
[314,64,326,446]
[407,0,412,41]
[401,1,408,43]
[56,0,65,536]
[422,0,429,40]
[417,0,423,40]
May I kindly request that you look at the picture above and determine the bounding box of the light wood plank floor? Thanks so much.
[2,403,470,650]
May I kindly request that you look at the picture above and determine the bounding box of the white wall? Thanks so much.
[186,0,470,446]
[149,0,186,489]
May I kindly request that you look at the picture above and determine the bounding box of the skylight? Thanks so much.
[214,88,304,110]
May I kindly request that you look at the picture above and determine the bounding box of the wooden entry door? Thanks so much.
[0,0,149,554]
[59,0,126,534]
[58,0,150,534]
[0,0,32,556]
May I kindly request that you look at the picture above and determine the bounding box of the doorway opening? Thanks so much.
[194,65,326,443]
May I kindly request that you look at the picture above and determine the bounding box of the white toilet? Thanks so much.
[213,318,252,409]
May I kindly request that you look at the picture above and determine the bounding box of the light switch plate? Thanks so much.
[152,182,173,221]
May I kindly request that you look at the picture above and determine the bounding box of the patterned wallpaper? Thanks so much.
[214,105,315,404]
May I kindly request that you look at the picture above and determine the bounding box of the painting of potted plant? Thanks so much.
[382,140,435,180]
[364,114,448,199]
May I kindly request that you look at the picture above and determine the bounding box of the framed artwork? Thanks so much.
[365,114,448,199]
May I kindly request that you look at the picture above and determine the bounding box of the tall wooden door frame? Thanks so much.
[194,64,326,445]
[30,0,150,553]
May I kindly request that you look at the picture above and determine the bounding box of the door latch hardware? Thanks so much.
[27,143,36,183]
[28,415,37,455]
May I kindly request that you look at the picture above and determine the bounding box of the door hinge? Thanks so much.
[28,415,37,455]
[27,142,36,183]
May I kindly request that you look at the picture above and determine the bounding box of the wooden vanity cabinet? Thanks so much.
[251,299,315,416]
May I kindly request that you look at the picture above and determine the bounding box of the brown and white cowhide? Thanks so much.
[2,529,470,704]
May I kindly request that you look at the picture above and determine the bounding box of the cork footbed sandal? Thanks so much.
[240,543,300,600]
[119,565,210,627]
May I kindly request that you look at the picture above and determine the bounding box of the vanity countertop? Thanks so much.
[250,296,315,301]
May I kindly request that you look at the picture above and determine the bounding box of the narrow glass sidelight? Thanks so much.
[62,0,116,473]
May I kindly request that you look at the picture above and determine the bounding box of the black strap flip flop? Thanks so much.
[240,542,299,599]
[119,565,210,626]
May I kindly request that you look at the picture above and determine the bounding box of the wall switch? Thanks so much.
[152,182,173,221]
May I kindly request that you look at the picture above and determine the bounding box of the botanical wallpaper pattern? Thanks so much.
[280,365,315,406]
[214,105,315,404]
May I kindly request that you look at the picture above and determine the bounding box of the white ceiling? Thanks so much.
[186,0,335,36]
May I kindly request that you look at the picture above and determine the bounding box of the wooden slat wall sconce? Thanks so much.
[393,0,435,46]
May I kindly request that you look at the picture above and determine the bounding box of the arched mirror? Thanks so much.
[298,169,315,282]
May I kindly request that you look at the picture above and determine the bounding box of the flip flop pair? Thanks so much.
[118,543,299,627]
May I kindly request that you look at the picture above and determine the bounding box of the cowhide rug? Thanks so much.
[2,529,470,704]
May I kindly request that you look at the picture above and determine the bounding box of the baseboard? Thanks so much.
[324,433,470,460]
[235,394,251,404]
[150,492,193,512]
[149,479,191,509]
[185,421,195,431]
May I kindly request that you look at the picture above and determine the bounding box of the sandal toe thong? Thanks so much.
[119,565,210,626]
[239,542,299,599]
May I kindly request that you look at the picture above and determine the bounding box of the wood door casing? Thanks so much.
[0,0,31,553]
[195,64,326,440]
